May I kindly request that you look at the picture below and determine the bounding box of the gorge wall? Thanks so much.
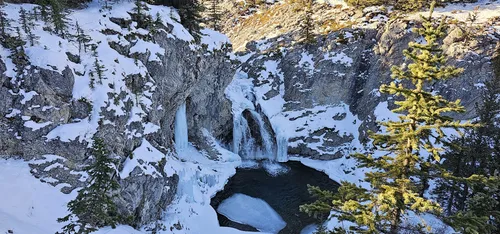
[224,1,500,160]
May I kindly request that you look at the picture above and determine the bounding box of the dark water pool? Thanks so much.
[210,161,339,234]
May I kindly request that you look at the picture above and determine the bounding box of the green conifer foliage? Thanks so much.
[207,0,221,31]
[75,21,91,54]
[50,0,69,38]
[435,64,500,233]
[31,7,40,21]
[299,0,315,45]
[0,6,10,38]
[301,2,475,233]
[90,58,107,87]
[57,138,120,234]
[178,0,204,42]
[19,7,38,46]
[19,7,29,34]
[36,0,69,38]
[6,27,30,80]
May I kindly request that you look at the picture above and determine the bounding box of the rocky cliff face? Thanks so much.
[0,2,234,226]
[224,2,500,160]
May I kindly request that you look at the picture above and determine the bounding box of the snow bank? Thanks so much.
[0,158,76,234]
[120,139,166,179]
[201,28,231,51]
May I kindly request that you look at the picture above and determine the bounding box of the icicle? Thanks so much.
[276,130,288,162]
[175,102,188,150]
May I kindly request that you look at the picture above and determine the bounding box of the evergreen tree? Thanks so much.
[19,7,38,46]
[132,0,153,28]
[178,0,204,42]
[75,21,91,54]
[0,6,10,38]
[57,138,120,234]
[50,0,70,38]
[19,7,29,34]
[300,2,474,233]
[299,0,315,45]
[8,27,29,79]
[31,7,40,21]
[39,4,49,22]
[36,0,69,38]
[134,0,145,16]
[207,0,221,31]
[435,73,500,233]
[89,57,107,88]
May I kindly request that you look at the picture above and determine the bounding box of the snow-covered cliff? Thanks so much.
[0,1,237,232]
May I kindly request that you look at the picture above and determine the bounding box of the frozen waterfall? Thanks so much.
[232,111,256,158]
[249,110,274,159]
[275,131,288,162]
[232,109,278,161]
[175,102,188,150]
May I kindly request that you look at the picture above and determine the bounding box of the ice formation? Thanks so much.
[175,102,189,150]
[217,193,287,233]
[232,110,276,161]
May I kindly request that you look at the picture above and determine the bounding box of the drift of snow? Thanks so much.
[200,28,231,51]
[217,193,287,233]
[0,158,75,234]
[420,0,500,24]
[120,139,165,179]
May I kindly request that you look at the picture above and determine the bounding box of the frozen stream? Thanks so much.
[211,161,339,234]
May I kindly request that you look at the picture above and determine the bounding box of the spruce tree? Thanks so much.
[57,138,120,234]
[300,2,474,233]
[0,6,10,38]
[32,7,40,21]
[178,0,204,42]
[299,0,315,45]
[3,27,30,83]
[134,0,145,16]
[207,0,221,31]
[75,21,91,54]
[36,0,69,38]
[39,4,49,22]
[19,7,38,46]
[435,75,500,233]
[19,7,29,34]
[90,58,107,87]
[132,0,153,29]
[50,0,69,38]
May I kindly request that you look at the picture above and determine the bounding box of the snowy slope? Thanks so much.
[1,1,228,144]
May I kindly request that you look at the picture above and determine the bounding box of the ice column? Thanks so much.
[275,130,288,162]
[175,102,188,150]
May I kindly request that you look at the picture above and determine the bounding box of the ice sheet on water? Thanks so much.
[300,224,318,234]
[217,193,287,233]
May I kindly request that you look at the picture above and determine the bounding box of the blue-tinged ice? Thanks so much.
[175,102,188,150]
[217,193,286,233]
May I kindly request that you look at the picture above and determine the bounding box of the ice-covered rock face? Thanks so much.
[217,193,287,233]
